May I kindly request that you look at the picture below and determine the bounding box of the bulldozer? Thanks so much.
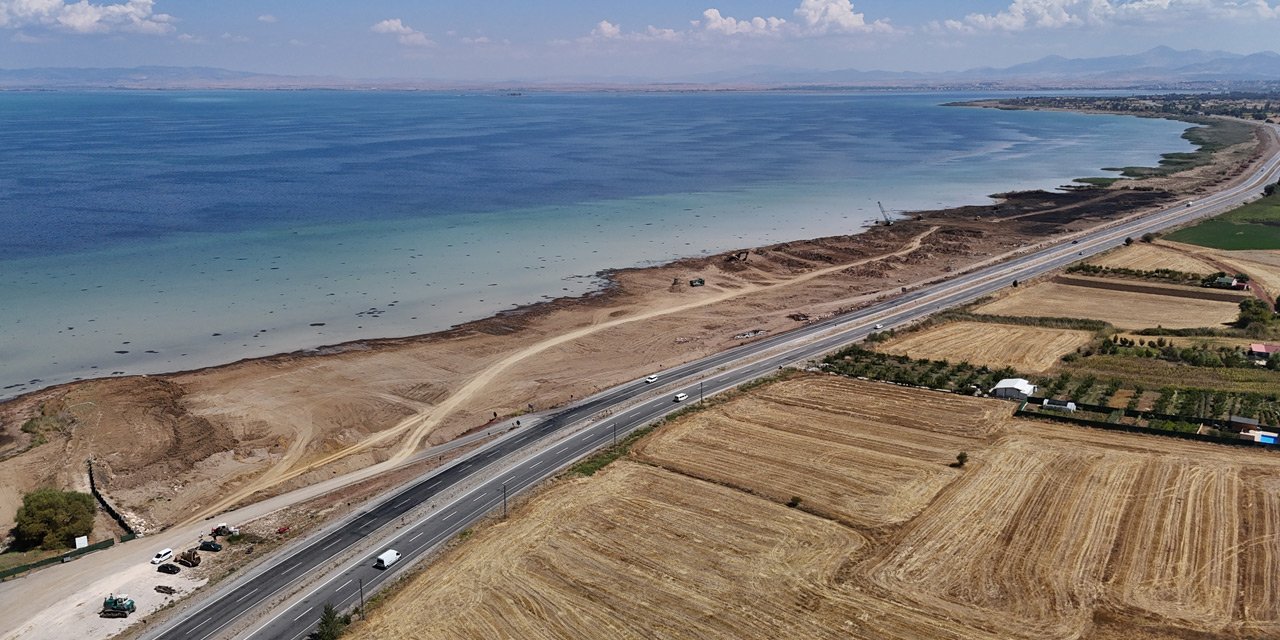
[100,594,136,618]
[176,548,201,568]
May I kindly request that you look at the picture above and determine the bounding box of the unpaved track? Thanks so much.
[184,228,939,523]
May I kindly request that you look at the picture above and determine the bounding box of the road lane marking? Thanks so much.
[321,537,341,550]
[393,499,411,509]
[530,460,542,467]
[234,588,260,603]
[293,607,313,621]
[444,509,456,518]
[337,579,353,591]
[191,618,210,630]
[409,530,424,542]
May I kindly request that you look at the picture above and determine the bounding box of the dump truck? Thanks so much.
[176,548,201,568]
[100,594,136,618]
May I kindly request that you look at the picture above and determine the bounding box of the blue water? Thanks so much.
[0,91,1193,397]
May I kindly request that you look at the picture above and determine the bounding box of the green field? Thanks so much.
[1167,193,1280,249]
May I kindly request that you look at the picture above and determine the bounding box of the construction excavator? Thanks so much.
[877,202,894,226]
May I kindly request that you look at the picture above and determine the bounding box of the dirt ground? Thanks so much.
[0,116,1271,546]
[1170,242,1280,304]
[975,281,1241,330]
[878,321,1094,373]
[353,375,1280,640]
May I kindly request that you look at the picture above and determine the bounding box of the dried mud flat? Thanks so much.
[877,320,1094,373]
[975,280,1241,329]
[357,376,1280,640]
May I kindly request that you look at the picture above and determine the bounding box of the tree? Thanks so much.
[954,452,969,468]
[1141,232,1157,243]
[12,488,95,550]
[1238,298,1275,328]
[1124,236,1134,246]
[315,603,346,640]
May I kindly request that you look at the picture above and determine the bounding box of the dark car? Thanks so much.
[157,563,181,575]
[199,540,223,552]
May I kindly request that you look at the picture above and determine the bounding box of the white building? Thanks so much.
[991,378,1036,400]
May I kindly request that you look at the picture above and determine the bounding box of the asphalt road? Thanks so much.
[148,126,1280,640]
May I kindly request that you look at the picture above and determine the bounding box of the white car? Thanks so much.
[151,548,173,565]
[673,393,689,402]
[873,323,884,330]
[645,374,659,383]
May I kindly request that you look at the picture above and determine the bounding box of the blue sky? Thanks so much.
[2,1,1279,79]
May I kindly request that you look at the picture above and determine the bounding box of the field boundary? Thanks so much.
[1052,274,1249,302]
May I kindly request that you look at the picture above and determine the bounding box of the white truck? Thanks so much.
[374,549,401,569]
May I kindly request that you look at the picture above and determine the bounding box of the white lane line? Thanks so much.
[409,530,424,543]
[337,579,353,591]
[428,481,440,489]
[293,606,313,621]
[444,509,456,519]
[321,537,341,550]
[556,446,569,454]
[191,618,210,630]
[234,588,259,603]
[530,459,542,468]
[393,499,411,509]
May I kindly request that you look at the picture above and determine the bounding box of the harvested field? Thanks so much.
[975,281,1240,329]
[1063,355,1280,395]
[358,379,1280,640]
[632,377,1005,528]
[878,321,1093,373]
[1087,242,1218,274]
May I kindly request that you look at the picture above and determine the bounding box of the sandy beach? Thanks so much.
[0,110,1272,540]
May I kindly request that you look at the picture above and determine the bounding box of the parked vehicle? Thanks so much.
[210,523,239,538]
[375,549,401,569]
[176,548,201,568]
[673,393,688,402]
[156,563,180,575]
[150,548,173,565]
[100,594,136,618]
[199,540,223,552]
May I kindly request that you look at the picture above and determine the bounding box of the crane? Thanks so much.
[876,201,894,226]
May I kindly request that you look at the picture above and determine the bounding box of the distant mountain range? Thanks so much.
[4,47,1280,89]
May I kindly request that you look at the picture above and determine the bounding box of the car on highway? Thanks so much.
[873,323,884,330]
[673,393,688,402]
[645,374,658,383]
[151,548,173,564]
[375,549,401,569]
[199,540,223,552]
[156,563,180,575]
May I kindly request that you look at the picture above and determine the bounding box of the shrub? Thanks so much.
[12,488,95,550]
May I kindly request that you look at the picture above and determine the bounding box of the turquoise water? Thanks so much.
[0,91,1193,397]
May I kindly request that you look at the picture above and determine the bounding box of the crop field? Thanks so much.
[975,281,1240,329]
[358,377,1280,640]
[1087,242,1218,273]
[1167,193,1280,250]
[877,321,1093,373]
[1063,354,1280,395]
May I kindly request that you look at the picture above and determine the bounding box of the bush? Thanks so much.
[12,488,96,550]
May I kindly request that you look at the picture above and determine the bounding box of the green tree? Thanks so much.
[13,488,95,550]
[1124,236,1134,246]
[1238,298,1275,328]
[955,452,969,468]
[315,603,346,640]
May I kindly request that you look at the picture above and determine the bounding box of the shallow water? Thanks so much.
[0,91,1192,397]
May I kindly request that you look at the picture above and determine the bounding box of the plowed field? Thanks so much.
[878,321,1093,373]
[975,281,1239,329]
[1087,242,1218,273]
[356,376,1280,640]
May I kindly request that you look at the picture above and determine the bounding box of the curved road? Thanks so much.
[147,124,1280,640]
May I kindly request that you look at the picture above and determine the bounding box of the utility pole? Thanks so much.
[502,483,508,519]
[612,422,617,447]
[700,381,704,405]
[358,578,366,620]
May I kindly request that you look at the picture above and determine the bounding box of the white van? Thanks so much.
[374,549,401,569]
[673,393,688,402]
[150,548,173,564]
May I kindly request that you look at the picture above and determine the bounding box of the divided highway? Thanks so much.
[147,124,1280,640]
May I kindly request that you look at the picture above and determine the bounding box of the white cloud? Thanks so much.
[176,32,203,43]
[256,14,276,23]
[947,0,1280,32]
[591,19,621,38]
[371,18,435,47]
[220,31,247,43]
[11,31,43,42]
[794,0,893,33]
[0,0,175,34]
[698,9,787,35]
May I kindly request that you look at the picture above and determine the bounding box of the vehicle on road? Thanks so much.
[673,393,689,402]
[176,548,201,568]
[873,323,884,330]
[156,563,180,575]
[375,549,401,569]
[199,540,223,552]
[645,374,659,383]
[100,594,135,619]
[151,548,173,565]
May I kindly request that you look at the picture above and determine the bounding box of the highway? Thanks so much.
[146,124,1280,640]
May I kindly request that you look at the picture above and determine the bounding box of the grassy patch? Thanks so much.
[1166,193,1280,249]
[1062,355,1280,395]
[1105,119,1257,179]
[1074,177,1122,187]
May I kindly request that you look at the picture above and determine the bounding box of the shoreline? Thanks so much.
[0,107,1271,534]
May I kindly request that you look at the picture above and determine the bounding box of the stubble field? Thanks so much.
[877,321,1094,373]
[975,281,1240,329]
[1086,242,1218,273]
[356,376,1280,640]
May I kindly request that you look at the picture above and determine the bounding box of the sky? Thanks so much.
[1,0,1279,80]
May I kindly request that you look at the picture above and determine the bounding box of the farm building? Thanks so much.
[1206,276,1246,290]
[1249,343,1280,361]
[1241,429,1279,445]
[991,378,1036,400]
[1231,415,1263,430]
